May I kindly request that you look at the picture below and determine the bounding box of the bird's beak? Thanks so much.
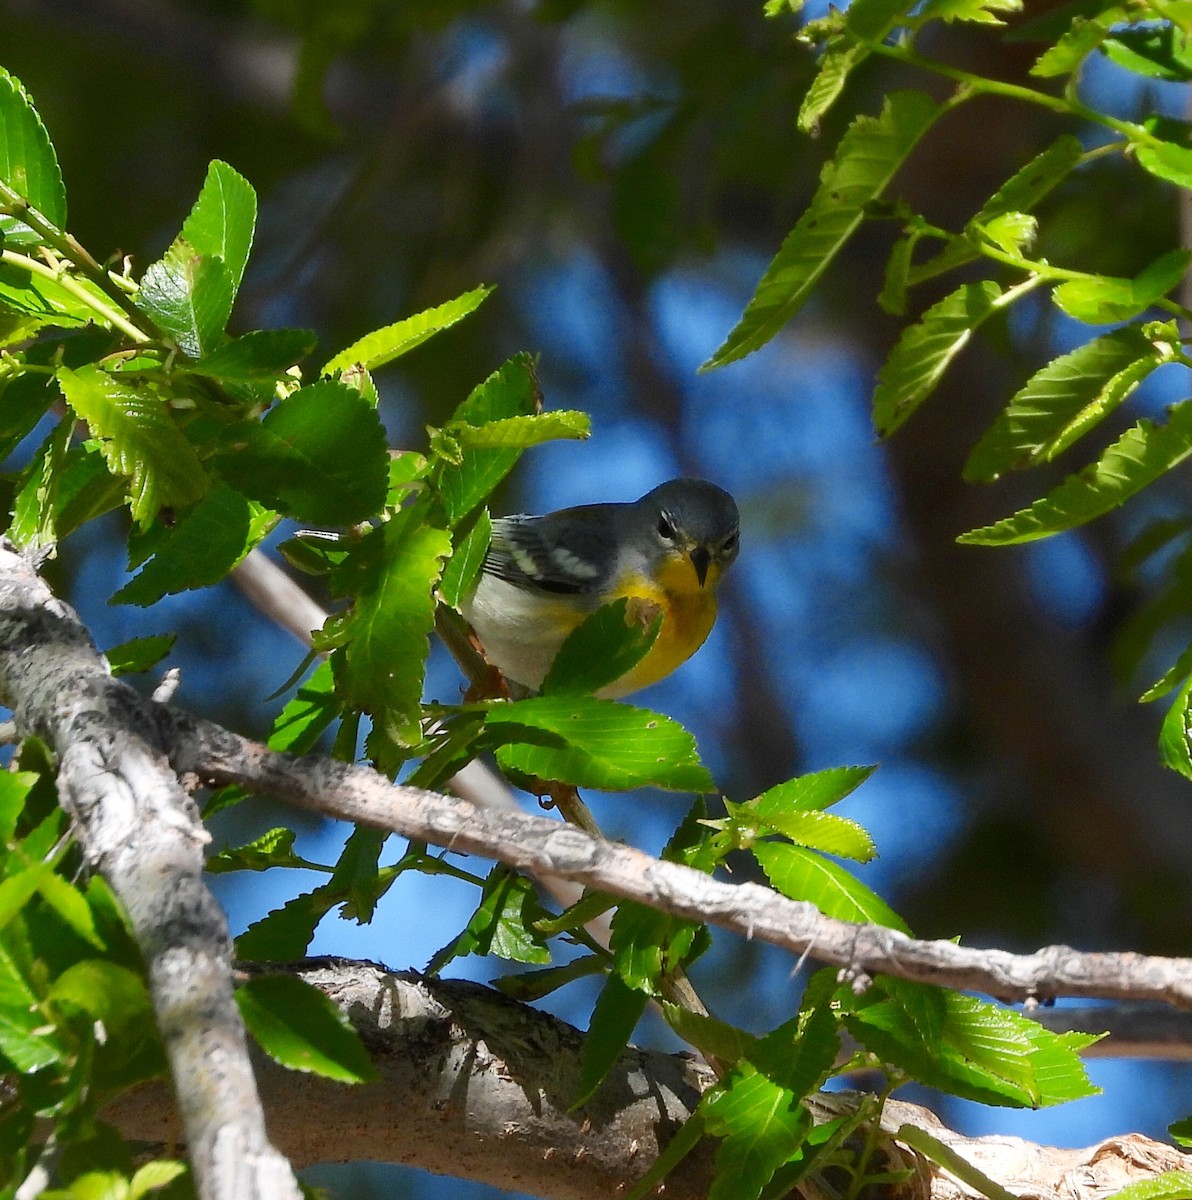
[689,545,710,588]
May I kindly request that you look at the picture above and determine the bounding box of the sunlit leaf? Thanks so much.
[215,378,388,525]
[178,159,257,297]
[489,695,714,792]
[137,241,232,357]
[57,365,209,528]
[1052,251,1190,324]
[188,328,317,383]
[959,402,1192,545]
[0,66,66,238]
[323,285,493,374]
[437,508,491,609]
[236,973,377,1084]
[704,90,940,369]
[963,326,1171,482]
[104,633,175,675]
[448,410,590,449]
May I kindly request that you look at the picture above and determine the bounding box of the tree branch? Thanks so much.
[156,702,1192,1013]
[0,543,300,1200]
[101,960,1191,1200]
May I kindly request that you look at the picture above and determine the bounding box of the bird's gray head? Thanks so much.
[635,478,740,588]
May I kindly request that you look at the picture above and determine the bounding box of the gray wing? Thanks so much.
[485,504,624,595]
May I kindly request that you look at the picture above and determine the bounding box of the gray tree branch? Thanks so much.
[0,543,301,1200]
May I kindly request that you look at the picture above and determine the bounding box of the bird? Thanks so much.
[462,478,739,698]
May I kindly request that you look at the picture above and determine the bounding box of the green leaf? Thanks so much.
[1137,136,1192,189]
[661,1003,758,1064]
[757,812,876,862]
[0,771,38,846]
[436,353,542,524]
[428,867,550,972]
[129,1162,187,1199]
[540,599,661,698]
[0,67,67,237]
[959,402,1192,546]
[488,695,715,792]
[494,955,605,1002]
[976,134,1084,221]
[753,843,908,930]
[178,160,257,298]
[0,867,45,930]
[703,90,940,370]
[704,1071,813,1200]
[574,973,650,1107]
[873,281,1007,435]
[895,1125,1021,1200]
[1103,27,1192,82]
[437,508,491,609]
[1169,1117,1192,1148]
[36,871,104,948]
[609,900,701,993]
[1031,14,1115,76]
[9,419,71,549]
[1102,1171,1192,1200]
[1159,673,1192,781]
[333,518,452,747]
[797,38,866,134]
[57,364,209,529]
[215,378,388,525]
[188,328,317,383]
[236,889,337,960]
[0,933,65,1071]
[963,326,1171,482]
[267,659,342,754]
[750,765,876,814]
[206,828,308,875]
[236,973,377,1084]
[48,960,152,1035]
[323,285,493,374]
[112,484,269,606]
[1052,252,1191,324]
[846,985,1098,1107]
[917,0,1021,23]
[448,410,591,449]
[137,241,232,357]
[104,634,176,675]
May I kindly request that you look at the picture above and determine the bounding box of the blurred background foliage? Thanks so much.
[7,0,1192,1194]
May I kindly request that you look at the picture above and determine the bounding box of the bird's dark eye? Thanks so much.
[657,514,677,540]
[722,531,739,554]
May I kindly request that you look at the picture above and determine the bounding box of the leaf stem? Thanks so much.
[0,249,149,344]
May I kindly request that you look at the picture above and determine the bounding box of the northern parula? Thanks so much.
[462,478,740,698]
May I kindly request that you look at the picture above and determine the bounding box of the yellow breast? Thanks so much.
[599,555,720,698]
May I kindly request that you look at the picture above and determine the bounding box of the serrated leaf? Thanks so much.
[609,900,701,993]
[751,765,877,815]
[540,599,660,698]
[436,353,542,524]
[797,38,866,134]
[964,326,1169,482]
[57,364,209,529]
[895,1125,1021,1200]
[753,843,908,930]
[235,889,338,960]
[0,771,37,846]
[215,378,388,525]
[1137,138,1192,189]
[1053,251,1191,324]
[1160,674,1192,780]
[323,285,492,375]
[873,280,1007,435]
[979,211,1037,254]
[488,695,714,792]
[8,419,71,548]
[112,484,269,606]
[0,867,44,930]
[333,518,452,747]
[1103,27,1192,81]
[0,67,67,238]
[438,508,491,609]
[104,633,175,675]
[449,410,590,449]
[756,811,876,861]
[494,955,605,1001]
[704,90,939,370]
[662,1003,758,1064]
[137,241,232,357]
[188,328,317,383]
[844,0,915,38]
[1032,14,1113,76]
[574,973,649,1107]
[179,160,257,297]
[959,402,1192,546]
[0,934,64,1071]
[918,0,1021,23]
[428,867,550,972]
[1104,1171,1192,1200]
[236,973,377,1083]
[206,828,306,874]
[704,1072,813,1200]
[48,961,152,1035]
[267,659,342,754]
